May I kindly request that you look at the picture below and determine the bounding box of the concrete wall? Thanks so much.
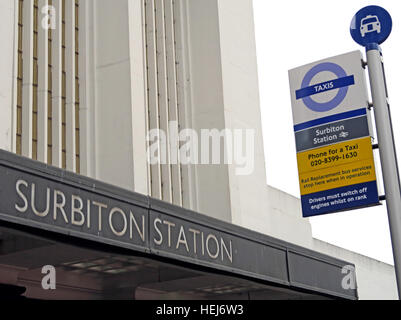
[217,0,269,229]
[0,0,16,152]
[264,186,313,248]
[313,239,398,300]
[78,0,315,251]
[82,0,148,194]
[92,0,135,191]
[186,0,313,247]
[184,0,232,222]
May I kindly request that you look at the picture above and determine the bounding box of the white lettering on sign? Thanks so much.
[153,217,233,263]
[314,82,334,93]
[13,178,234,265]
[14,179,146,242]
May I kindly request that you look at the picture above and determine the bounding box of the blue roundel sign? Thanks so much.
[350,5,392,47]
[300,62,350,112]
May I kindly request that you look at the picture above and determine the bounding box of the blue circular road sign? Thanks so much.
[350,5,392,47]
[301,62,349,112]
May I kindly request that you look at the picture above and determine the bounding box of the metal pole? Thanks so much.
[366,44,401,299]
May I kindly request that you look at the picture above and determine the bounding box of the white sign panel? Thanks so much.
[288,51,380,218]
[289,50,370,128]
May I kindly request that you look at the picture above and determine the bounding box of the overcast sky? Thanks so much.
[253,0,401,265]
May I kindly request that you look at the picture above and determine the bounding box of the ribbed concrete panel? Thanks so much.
[50,0,64,168]
[145,0,162,200]
[15,0,80,173]
[21,0,35,158]
[165,0,183,206]
[64,0,76,172]
[155,0,173,203]
[37,0,49,163]
[172,0,195,210]
[144,0,187,206]
[77,0,93,177]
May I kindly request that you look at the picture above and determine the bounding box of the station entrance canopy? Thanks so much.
[0,151,357,300]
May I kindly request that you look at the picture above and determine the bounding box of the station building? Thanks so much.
[0,0,397,299]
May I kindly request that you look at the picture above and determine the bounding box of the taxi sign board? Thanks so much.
[289,51,380,217]
[350,5,392,47]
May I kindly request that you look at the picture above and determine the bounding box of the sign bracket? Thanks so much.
[362,59,368,69]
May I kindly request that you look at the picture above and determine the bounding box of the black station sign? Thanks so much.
[0,151,357,299]
[0,154,287,284]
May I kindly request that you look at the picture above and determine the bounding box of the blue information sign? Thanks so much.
[350,5,392,47]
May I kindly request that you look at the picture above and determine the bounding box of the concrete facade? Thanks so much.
[0,0,16,153]
[0,0,398,299]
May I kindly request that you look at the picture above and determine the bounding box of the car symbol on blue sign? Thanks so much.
[351,5,392,47]
[360,15,381,38]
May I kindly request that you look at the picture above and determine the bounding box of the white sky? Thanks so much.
[253,0,401,265]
